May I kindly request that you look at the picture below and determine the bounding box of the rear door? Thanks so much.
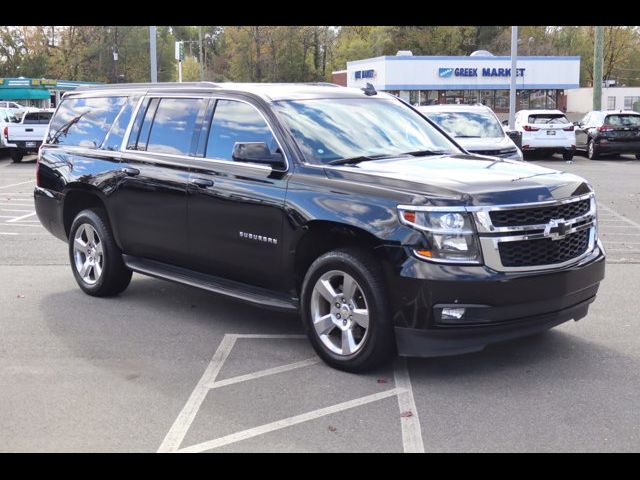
[113,95,207,266]
[185,97,290,290]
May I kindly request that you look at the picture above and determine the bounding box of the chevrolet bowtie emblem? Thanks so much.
[544,218,568,239]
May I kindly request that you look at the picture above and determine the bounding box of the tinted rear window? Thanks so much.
[604,114,640,127]
[47,96,127,147]
[527,114,569,124]
[23,112,53,124]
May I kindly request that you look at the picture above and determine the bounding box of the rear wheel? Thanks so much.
[10,149,23,163]
[587,139,600,160]
[563,152,574,161]
[69,208,132,297]
[301,248,395,372]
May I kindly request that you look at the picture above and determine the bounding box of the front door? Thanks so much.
[186,98,290,290]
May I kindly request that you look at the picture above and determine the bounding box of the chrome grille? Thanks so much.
[498,229,590,267]
[473,193,598,272]
[489,198,591,227]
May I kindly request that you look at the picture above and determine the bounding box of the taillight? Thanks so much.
[598,125,614,132]
[2,126,7,139]
[523,125,540,132]
[563,125,574,131]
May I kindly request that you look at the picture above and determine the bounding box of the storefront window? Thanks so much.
[479,90,495,109]
[519,90,530,110]
[529,89,546,109]
[464,90,479,105]
[410,91,420,106]
[444,90,465,104]
[419,91,438,106]
[545,90,557,109]
[494,90,509,110]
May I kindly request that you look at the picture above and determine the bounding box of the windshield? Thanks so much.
[604,114,640,127]
[425,110,504,138]
[527,114,569,124]
[272,97,459,164]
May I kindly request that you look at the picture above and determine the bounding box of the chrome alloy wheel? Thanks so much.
[73,224,104,285]
[310,270,370,356]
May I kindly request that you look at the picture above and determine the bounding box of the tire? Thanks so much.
[68,208,132,297]
[10,149,23,163]
[563,152,574,162]
[300,247,395,372]
[587,139,600,160]
[635,153,640,160]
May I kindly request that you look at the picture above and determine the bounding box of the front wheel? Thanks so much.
[69,208,132,297]
[300,248,395,372]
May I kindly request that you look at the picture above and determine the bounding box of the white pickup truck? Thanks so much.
[3,109,54,162]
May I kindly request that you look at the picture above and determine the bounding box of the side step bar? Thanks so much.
[122,255,299,312]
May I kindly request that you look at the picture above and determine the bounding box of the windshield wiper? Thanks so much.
[400,149,448,157]
[328,154,391,166]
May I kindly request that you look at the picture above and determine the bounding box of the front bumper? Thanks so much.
[386,242,605,357]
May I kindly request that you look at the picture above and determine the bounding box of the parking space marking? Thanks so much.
[7,212,36,223]
[394,357,425,453]
[158,333,424,453]
[207,357,320,390]
[178,388,404,453]
[0,180,35,190]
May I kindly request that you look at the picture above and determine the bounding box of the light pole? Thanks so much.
[150,26,158,83]
[509,26,518,130]
[593,26,604,110]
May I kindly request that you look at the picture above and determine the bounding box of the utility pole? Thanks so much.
[150,26,158,83]
[198,26,204,81]
[509,26,518,130]
[593,26,604,110]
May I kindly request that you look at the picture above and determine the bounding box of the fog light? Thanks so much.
[441,307,466,321]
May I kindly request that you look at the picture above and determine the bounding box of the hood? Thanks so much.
[324,154,590,206]
[454,135,516,153]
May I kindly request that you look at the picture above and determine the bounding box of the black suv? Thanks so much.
[35,82,606,371]
[575,110,640,160]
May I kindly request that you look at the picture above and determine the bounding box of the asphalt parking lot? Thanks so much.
[1,151,639,452]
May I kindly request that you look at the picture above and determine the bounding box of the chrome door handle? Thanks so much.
[190,177,214,188]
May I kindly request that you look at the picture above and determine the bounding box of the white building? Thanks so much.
[333,52,581,113]
[566,87,640,114]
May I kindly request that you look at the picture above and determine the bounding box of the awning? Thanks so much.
[0,88,51,100]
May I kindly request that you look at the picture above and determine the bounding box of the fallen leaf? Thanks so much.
[328,425,337,432]
[376,378,388,384]
[16,294,25,299]
[400,411,413,418]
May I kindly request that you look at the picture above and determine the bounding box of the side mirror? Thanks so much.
[232,142,285,169]
[573,121,580,127]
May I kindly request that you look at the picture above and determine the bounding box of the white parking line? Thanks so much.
[158,334,425,453]
[157,334,237,453]
[0,180,35,190]
[7,212,36,223]
[0,232,18,236]
[394,357,425,453]
[598,203,640,230]
[178,388,404,453]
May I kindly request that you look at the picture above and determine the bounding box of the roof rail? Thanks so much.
[74,81,222,91]
[302,82,344,87]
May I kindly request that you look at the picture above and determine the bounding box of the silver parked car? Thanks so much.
[417,104,523,161]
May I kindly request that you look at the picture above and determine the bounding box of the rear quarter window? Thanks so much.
[47,96,127,147]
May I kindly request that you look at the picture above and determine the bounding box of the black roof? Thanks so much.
[72,82,388,102]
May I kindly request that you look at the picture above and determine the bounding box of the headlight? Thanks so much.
[398,207,482,264]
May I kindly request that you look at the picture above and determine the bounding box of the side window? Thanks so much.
[144,98,205,155]
[205,99,278,162]
[102,96,140,151]
[47,96,127,147]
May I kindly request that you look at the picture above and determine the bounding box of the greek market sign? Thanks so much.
[440,67,526,78]
[354,69,376,80]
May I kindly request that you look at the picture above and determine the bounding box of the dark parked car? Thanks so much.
[575,110,640,160]
[34,82,606,371]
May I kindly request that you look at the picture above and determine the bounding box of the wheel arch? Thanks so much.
[62,185,121,247]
